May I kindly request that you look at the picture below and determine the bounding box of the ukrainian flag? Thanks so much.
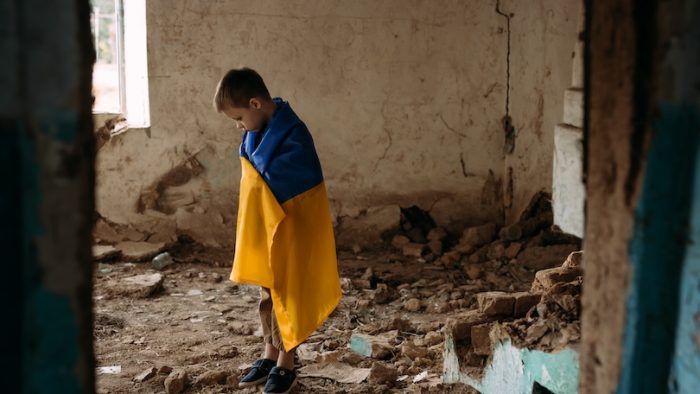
[230,98,341,351]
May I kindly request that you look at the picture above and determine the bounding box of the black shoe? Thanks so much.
[263,366,297,394]
[238,359,276,388]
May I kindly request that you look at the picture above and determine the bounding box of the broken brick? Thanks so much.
[531,266,583,293]
[513,292,542,317]
[391,234,411,249]
[487,242,506,260]
[460,223,497,247]
[164,370,188,394]
[428,239,443,255]
[368,362,398,385]
[402,242,427,257]
[562,251,583,268]
[427,227,448,242]
[516,244,580,271]
[134,367,157,382]
[504,242,522,259]
[444,310,491,341]
[499,224,522,241]
[476,291,515,317]
[471,323,496,356]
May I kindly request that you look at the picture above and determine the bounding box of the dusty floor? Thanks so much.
[93,245,507,393]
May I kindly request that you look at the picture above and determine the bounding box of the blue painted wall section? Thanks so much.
[444,337,580,393]
[669,110,700,392]
[19,127,82,393]
[618,104,700,394]
[618,0,700,392]
[1,0,95,392]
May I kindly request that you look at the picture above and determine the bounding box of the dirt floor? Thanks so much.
[94,244,498,393]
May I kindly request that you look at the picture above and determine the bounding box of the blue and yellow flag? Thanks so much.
[230,98,341,351]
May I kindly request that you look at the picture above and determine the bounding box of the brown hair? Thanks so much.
[213,67,271,111]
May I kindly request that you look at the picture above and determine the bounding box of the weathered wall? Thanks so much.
[579,0,641,390]
[581,0,700,393]
[96,0,578,247]
[503,0,580,223]
[1,0,95,391]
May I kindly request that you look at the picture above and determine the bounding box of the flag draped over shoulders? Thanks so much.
[230,98,341,351]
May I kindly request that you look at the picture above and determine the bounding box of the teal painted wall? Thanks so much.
[618,1,700,392]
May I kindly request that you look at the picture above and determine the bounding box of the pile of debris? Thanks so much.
[389,192,580,297]
[292,193,584,391]
[443,250,583,379]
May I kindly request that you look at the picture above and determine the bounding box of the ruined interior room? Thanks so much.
[2,0,699,393]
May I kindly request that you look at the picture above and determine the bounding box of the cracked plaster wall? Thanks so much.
[96,0,579,247]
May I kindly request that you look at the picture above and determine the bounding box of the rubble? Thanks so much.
[476,291,515,317]
[337,205,401,247]
[516,244,580,270]
[93,245,119,260]
[193,370,228,386]
[368,362,399,385]
[350,332,394,359]
[471,323,496,356]
[115,241,168,262]
[164,370,188,394]
[298,362,371,384]
[513,292,542,317]
[104,273,164,299]
[403,242,427,257]
[531,265,583,293]
[460,223,496,248]
[94,191,583,393]
[152,252,174,270]
[403,298,422,312]
[134,366,157,382]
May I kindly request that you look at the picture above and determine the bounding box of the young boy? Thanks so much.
[213,68,341,394]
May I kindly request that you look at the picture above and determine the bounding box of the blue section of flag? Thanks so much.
[240,98,324,204]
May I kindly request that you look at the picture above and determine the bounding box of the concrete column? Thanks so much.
[0,0,95,391]
[552,2,585,237]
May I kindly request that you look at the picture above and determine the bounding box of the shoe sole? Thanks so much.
[262,377,297,394]
[238,375,268,388]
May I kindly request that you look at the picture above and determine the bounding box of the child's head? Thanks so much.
[213,67,273,132]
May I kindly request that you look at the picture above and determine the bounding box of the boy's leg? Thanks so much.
[269,301,296,369]
[259,287,280,360]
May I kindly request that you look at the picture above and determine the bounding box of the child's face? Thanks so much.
[222,98,265,132]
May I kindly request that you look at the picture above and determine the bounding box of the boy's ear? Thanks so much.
[249,98,262,109]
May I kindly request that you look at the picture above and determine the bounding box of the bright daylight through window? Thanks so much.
[91,0,150,127]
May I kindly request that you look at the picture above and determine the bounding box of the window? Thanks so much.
[91,0,150,127]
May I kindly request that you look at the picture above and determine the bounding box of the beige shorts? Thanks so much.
[259,287,285,351]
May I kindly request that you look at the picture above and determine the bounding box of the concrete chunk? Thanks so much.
[350,333,394,360]
[164,370,188,394]
[513,292,542,317]
[531,266,583,293]
[93,244,119,260]
[115,241,168,262]
[444,310,491,341]
[105,273,164,299]
[402,242,427,257]
[134,367,157,382]
[471,323,496,356]
[461,223,497,247]
[368,362,398,385]
[476,291,515,317]
[516,244,580,271]
[562,251,583,268]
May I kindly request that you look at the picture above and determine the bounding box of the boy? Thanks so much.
[213,68,341,394]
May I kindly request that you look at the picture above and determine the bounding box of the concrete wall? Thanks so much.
[502,0,581,223]
[96,0,579,247]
